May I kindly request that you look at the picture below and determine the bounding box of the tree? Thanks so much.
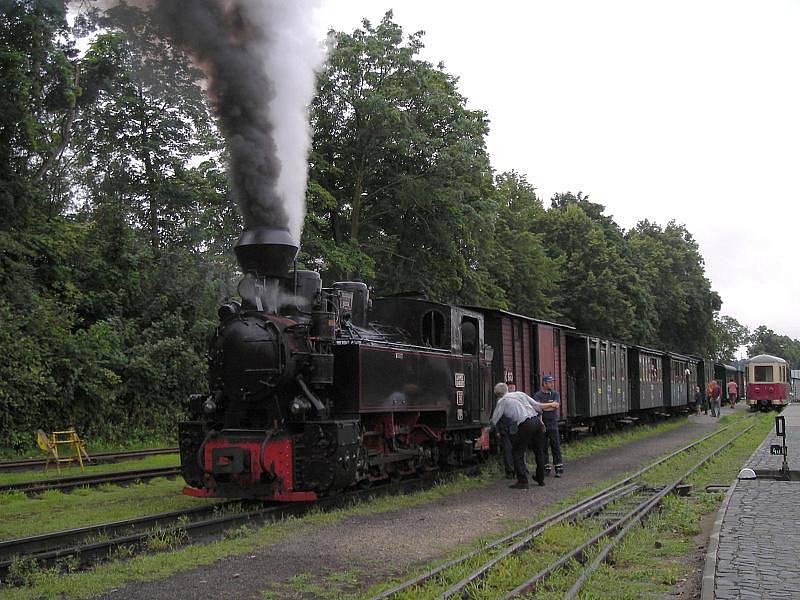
[710,315,750,362]
[0,0,81,228]
[748,326,800,368]
[537,196,643,339]
[308,12,502,304]
[488,171,560,317]
[626,220,721,354]
[71,3,219,250]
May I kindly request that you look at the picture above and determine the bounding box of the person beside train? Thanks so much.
[727,379,738,408]
[497,415,517,479]
[489,383,558,489]
[694,385,706,415]
[534,375,564,478]
[709,380,722,417]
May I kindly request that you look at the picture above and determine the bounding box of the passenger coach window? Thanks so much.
[460,317,478,355]
[754,365,774,382]
[422,310,445,348]
[600,349,607,381]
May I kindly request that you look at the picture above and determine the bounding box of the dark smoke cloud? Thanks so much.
[153,1,284,230]
[87,0,324,239]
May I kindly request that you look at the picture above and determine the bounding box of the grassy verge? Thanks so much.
[0,477,215,541]
[0,454,179,487]
[0,414,738,599]
[0,436,177,461]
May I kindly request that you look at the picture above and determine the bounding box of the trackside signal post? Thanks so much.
[770,415,789,480]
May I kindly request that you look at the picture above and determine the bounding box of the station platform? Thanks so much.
[702,403,800,599]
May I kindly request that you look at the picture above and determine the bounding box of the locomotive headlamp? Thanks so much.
[203,398,217,414]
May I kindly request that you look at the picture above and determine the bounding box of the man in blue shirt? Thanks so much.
[534,375,564,477]
[490,383,558,489]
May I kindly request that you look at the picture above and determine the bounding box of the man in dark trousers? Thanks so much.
[490,383,558,489]
[497,415,517,478]
[535,375,565,477]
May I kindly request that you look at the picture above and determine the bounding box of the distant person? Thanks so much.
[710,380,722,417]
[489,383,558,489]
[534,375,564,477]
[727,379,738,408]
[694,385,704,415]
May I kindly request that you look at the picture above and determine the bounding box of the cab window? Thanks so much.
[460,316,478,355]
[421,310,445,348]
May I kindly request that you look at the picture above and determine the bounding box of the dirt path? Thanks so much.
[99,414,727,600]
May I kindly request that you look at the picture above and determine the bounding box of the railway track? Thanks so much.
[0,447,178,473]
[0,466,477,582]
[0,466,182,496]
[370,417,757,599]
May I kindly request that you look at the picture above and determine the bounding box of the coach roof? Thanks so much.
[747,354,788,364]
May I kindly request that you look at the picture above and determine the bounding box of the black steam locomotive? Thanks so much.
[179,228,492,501]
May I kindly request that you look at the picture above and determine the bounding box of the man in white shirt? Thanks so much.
[490,383,558,489]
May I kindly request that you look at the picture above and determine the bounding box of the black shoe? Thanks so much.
[509,481,530,489]
[544,465,552,475]
[536,478,545,487]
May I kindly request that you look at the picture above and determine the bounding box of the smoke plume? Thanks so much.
[91,0,325,240]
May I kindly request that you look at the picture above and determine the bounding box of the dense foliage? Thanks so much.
[0,6,782,449]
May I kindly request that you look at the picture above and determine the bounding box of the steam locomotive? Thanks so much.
[179,228,492,501]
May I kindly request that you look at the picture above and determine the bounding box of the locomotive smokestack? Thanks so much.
[234,227,298,278]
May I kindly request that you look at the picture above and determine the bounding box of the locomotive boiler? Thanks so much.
[179,228,492,501]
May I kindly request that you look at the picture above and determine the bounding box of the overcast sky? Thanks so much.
[313,1,800,346]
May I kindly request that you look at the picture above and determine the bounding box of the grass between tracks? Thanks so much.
[363,410,772,600]
[0,475,211,541]
[0,413,739,599]
[0,453,180,488]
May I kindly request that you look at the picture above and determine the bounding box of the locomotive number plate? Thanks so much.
[457,408,464,421]
[505,371,514,383]
[456,391,464,406]
[340,290,354,311]
[455,373,465,388]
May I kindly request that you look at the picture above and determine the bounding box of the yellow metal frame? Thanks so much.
[36,429,90,474]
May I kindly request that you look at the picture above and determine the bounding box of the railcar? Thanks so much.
[663,353,697,410]
[628,346,665,412]
[714,363,737,404]
[565,333,629,426]
[468,307,571,422]
[745,354,790,411]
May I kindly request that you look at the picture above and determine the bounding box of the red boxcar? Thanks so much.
[468,307,572,422]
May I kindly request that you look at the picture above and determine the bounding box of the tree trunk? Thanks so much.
[33,63,80,184]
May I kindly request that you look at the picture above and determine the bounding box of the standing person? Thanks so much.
[710,380,722,417]
[727,379,738,408]
[694,385,705,415]
[489,383,558,489]
[497,416,517,479]
[534,375,564,478]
